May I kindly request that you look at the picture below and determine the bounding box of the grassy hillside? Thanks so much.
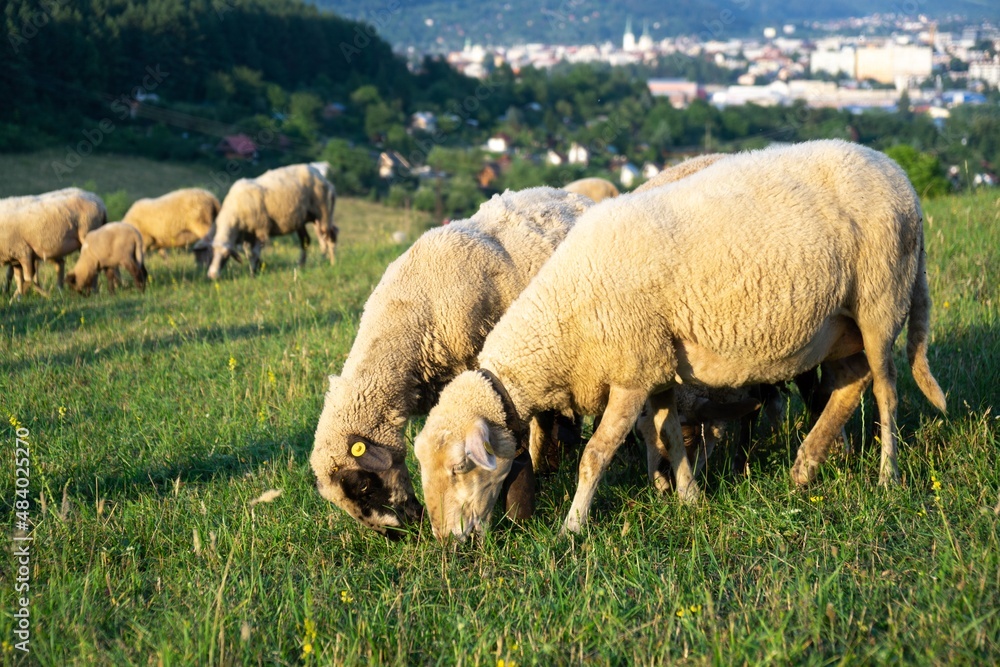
[1,163,998,663]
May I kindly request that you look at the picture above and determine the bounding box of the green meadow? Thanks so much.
[1,154,998,665]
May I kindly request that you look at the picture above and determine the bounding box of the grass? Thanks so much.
[1,156,999,665]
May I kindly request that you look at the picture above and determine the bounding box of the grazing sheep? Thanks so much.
[123,188,220,258]
[0,188,106,296]
[66,223,147,295]
[414,140,947,540]
[309,187,593,536]
[200,163,337,279]
[633,153,729,194]
[562,177,620,203]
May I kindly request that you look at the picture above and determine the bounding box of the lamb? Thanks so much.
[561,177,620,203]
[414,139,947,541]
[0,188,106,296]
[309,187,594,536]
[199,163,337,279]
[65,223,147,295]
[123,188,220,257]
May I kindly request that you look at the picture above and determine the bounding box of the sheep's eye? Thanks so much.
[451,459,475,475]
[359,480,369,493]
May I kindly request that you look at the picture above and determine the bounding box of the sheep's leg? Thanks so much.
[646,390,700,502]
[561,386,648,535]
[296,228,309,267]
[247,242,262,276]
[18,255,47,297]
[864,336,901,485]
[121,258,146,292]
[54,258,65,289]
[790,353,871,486]
[324,225,338,264]
[2,265,11,294]
[105,267,120,294]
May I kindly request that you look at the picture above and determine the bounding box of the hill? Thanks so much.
[318,0,999,50]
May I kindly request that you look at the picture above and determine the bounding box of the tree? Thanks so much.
[884,145,950,198]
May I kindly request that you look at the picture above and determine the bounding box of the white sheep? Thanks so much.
[414,139,947,540]
[65,222,147,295]
[123,188,220,256]
[0,188,106,296]
[309,187,593,536]
[562,177,620,202]
[201,163,336,279]
[633,154,729,194]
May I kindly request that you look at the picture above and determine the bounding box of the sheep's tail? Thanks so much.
[907,241,947,413]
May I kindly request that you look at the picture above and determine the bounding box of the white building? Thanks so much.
[568,142,589,166]
[970,59,1000,86]
[620,163,641,188]
[623,18,636,52]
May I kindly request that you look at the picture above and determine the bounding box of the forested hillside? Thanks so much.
[1,0,415,151]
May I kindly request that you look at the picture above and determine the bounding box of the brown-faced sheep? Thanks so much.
[309,187,592,536]
[0,188,106,296]
[414,140,946,540]
[123,188,220,256]
[562,177,620,203]
[201,163,336,279]
[66,223,147,295]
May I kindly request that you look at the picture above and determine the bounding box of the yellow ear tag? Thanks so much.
[351,441,366,457]
[483,440,494,456]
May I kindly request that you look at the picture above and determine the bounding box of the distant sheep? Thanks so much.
[123,188,219,258]
[66,222,147,295]
[562,177,620,203]
[310,187,593,536]
[0,188,106,296]
[414,140,947,540]
[200,163,337,279]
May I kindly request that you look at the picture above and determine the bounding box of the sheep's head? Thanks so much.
[310,376,422,538]
[413,371,520,542]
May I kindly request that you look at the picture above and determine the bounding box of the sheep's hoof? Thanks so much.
[560,516,584,536]
[878,467,901,487]
[651,470,673,494]
[790,458,818,487]
[677,481,700,505]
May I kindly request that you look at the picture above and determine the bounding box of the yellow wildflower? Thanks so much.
[810,495,824,503]
[229,356,237,371]
[931,475,941,492]
[689,604,702,614]
[8,415,20,428]
[2,640,12,653]
[168,315,177,328]
[58,406,67,420]
[497,660,516,667]
[675,608,685,618]
[943,301,950,308]
[268,370,277,386]
[300,618,317,659]
[340,590,354,604]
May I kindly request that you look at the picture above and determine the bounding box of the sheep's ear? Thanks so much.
[192,237,211,250]
[348,436,393,472]
[464,418,497,471]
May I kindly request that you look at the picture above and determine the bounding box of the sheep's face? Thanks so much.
[206,243,241,280]
[310,376,423,537]
[414,375,519,542]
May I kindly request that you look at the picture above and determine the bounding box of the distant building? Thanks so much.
[647,79,701,108]
[641,162,660,179]
[638,21,654,51]
[855,43,932,87]
[486,135,510,153]
[623,17,636,53]
[410,111,437,132]
[969,59,1000,86]
[567,142,589,166]
[546,149,564,166]
[378,151,411,179]
[217,134,257,161]
[619,163,641,188]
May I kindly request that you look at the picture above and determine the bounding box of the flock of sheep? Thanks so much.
[2,139,948,543]
[0,162,337,298]
[309,139,948,542]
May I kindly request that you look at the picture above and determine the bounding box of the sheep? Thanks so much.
[309,187,594,536]
[0,188,106,296]
[413,139,947,540]
[123,188,220,259]
[633,153,729,194]
[562,177,620,203]
[65,222,147,295]
[200,163,337,279]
